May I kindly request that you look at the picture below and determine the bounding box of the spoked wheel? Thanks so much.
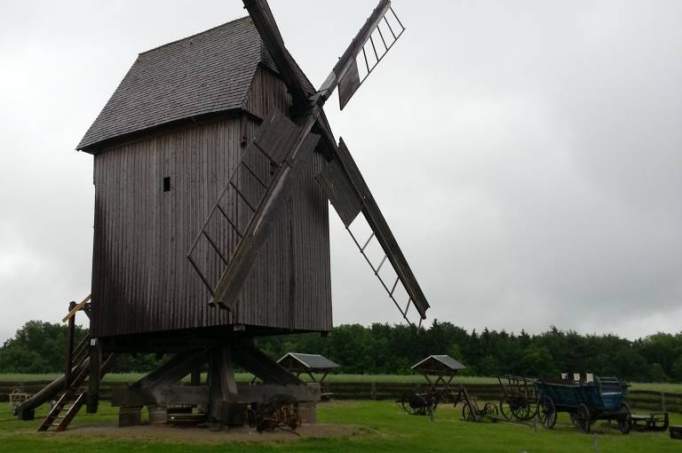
[462,401,477,422]
[483,402,499,419]
[499,400,513,421]
[536,396,557,429]
[399,391,427,416]
[574,404,592,433]
[617,402,631,435]
[511,400,536,421]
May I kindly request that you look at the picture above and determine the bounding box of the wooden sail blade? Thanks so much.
[315,158,362,227]
[198,105,321,309]
[316,0,406,110]
[319,138,429,321]
[187,110,321,310]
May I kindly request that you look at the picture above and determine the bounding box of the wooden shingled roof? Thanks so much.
[411,355,466,375]
[277,353,340,372]
[78,16,277,152]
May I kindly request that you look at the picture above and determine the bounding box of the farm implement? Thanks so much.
[535,376,631,434]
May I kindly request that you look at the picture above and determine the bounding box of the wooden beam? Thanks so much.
[112,383,319,407]
[86,338,101,413]
[242,0,313,111]
[132,349,207,392]
[62,294,91,323]
[231,340,301,386]
[64,301,76,387]
[207,345,239,422]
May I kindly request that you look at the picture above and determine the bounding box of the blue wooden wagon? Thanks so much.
[534,376,631,434]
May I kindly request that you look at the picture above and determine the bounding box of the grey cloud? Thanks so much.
[0,0,680,341]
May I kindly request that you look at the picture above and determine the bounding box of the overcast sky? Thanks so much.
[1,0,680,343]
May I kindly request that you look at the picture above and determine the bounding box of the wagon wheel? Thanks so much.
[399,391,425,416]
[574,404,592,433]
[462,401,477,422]
[537,395,556,429]
[617,402,631,435]
[424,393,439,420]
[510,399,534,421]
[483,402,499,419]
[499,399,513,421]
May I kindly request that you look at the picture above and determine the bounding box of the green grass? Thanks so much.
[1,401,680,452]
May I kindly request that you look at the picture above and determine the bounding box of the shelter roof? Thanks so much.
[277,352,340,372]
[411,355,466,374]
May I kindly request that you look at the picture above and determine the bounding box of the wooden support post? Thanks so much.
[87,337,101,414]
[118,406,142,427]
[191,366,202,386]
[208,345,240,424]
[64,301,76,388]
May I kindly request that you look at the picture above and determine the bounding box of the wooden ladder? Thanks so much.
[36,346,113,432]
[38,390,87,432]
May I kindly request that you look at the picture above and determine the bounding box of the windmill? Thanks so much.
[16,0,431,429]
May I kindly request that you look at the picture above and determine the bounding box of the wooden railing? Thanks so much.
[2,381,681,413]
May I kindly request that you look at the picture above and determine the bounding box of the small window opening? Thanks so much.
[163,177,171,192]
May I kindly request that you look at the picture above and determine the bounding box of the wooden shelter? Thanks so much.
[277,353,340,383]
[17,0,432,430]
[412,355,466,391]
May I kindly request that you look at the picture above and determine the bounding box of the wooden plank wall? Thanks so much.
[91,67,332,339]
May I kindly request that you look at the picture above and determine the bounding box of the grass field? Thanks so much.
[2,373,681,393]
[1,401,680,452]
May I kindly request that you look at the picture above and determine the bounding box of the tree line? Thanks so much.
[1,320,681,382]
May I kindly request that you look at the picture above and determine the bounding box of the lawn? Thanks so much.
[1,400,680,452]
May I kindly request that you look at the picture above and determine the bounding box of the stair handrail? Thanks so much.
[62,294,91,322]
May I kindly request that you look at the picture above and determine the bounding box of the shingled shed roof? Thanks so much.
[412,355,466,375]
[78,16,277,152]
[277,353,340,372]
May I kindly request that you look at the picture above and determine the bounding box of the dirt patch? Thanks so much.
[59,423,364,444]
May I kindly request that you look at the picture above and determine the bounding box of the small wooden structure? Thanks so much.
[399,355,466,418]
[277,353,340,383]
[21,0,432,431]
[9,388,31,414]
[670,425,682,440]
[411,355,466,392]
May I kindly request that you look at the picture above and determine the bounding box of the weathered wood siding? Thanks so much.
[91,67,332,338]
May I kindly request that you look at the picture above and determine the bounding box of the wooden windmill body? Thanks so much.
[17,0,431,429]
[80,18,333,343]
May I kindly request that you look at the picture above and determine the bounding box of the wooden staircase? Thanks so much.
[14,297,114,431]
[38,390,87,432]
[36,346,113,432]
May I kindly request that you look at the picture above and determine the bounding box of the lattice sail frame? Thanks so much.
[187,112,316,307]
[186,0,430,326]
[337,3,406,109]
[345,215,424,327]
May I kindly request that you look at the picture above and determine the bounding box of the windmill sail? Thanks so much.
[317,139,429,324]
[187,111,320,309]
[189,0,428,322]
[317,0,406,110]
